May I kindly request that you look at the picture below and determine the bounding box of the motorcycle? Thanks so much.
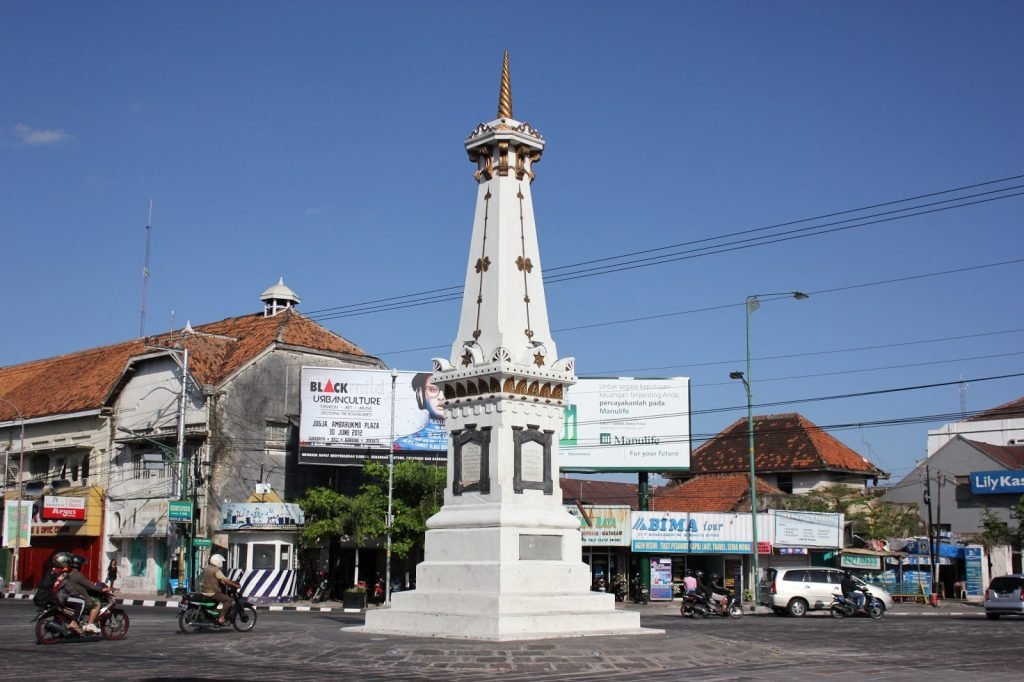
[34,590,131,645]
[310,571,330,603]
[369,578,385,605]
[178,586,258,633]
[830,589,884,619]
[680,591,743,619]
[591,575,607,592]
[611,575,628,603]
[629,574,649,605]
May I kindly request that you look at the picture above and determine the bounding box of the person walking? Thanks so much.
[106,559,118,589]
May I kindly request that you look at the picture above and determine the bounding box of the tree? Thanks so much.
[297,485,383,586]
[977,496,1024,551]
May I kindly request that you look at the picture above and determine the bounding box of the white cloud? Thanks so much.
[13,123,72,145]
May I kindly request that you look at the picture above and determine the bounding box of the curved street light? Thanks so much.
[730,291,808,604]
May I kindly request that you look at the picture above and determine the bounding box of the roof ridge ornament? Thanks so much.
[497,50,512,119]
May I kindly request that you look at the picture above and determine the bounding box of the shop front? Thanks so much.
[106,497,173,595]
[6,487,105,588]
[566,504,632,591]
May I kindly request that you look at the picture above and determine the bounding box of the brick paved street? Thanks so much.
[2,599,1018,681]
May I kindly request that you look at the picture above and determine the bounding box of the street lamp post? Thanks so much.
[0,397,25,587]
[385,368,398,606]
[730,291,808,603]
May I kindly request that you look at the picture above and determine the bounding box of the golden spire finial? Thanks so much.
[497,50,513,119]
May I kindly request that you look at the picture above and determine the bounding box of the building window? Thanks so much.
[776,473,793,494]
[252,544,276,570]
[265,421,288,445]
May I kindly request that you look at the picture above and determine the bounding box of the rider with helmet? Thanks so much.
[64,553,111,634]
[201,554,241,625]
[708,572,730,609]
[696,570,712,600]
[841,570,866,610]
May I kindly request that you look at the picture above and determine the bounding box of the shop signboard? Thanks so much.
[220,502,304,531]
[560,378,691,473]
[969,470,1024,495]
[41,496,86,521]
[840,553,881,570]
[565,505,631,546]
[168,500,193,523]
[772,511,843,548]
[193,537,213,548]
[964,545,984,597]
[631,511,762,553]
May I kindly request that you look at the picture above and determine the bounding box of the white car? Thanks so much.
[760,567,894,617]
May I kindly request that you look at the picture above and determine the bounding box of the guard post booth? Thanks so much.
[219,484,303,603]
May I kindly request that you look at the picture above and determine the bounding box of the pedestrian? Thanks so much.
[106,559,118,589]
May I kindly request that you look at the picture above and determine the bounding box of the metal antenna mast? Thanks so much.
[139,200,153,337]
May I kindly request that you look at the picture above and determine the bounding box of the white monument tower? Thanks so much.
[362,53,644,640]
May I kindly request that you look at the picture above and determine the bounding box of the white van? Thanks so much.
[759,567,894,616]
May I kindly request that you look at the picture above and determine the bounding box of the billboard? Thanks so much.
[298,367,447,466]
[560,378,691,472]
[298,369,692,472]
[3,500,33,549]
[970,470,1024,495]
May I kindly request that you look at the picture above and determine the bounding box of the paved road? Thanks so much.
[2,600,1019,681]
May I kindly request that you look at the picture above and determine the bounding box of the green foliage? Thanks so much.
[978,496,1024,549]
[295,460,446,560]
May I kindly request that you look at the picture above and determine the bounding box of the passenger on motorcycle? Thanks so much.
[202,554,241,625]
[683,569,698,596]
[65,554,111,634]
[841,571,865,610]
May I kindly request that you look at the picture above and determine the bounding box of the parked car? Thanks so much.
[759,567,895,617]
[984,574,1024,619]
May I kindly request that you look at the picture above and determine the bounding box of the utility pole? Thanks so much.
[385,368,397,605]
[924,462,936,602]
[174,348,191,589]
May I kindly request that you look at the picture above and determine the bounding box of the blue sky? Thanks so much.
[3,1,1022,484]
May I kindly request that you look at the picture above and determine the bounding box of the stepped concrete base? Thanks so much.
[360,590,650,641]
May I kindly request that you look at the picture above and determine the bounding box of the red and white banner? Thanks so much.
[41,496,86,521]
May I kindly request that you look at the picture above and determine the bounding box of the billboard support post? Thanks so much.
[385,368,398,606]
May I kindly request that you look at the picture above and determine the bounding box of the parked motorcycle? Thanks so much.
[591,575,607,592]
[611,575,628,603]
[35,591,130,644]
[830,589,883,619]
[680,591,743,619]
[629,574,650,605]
[310,571,330,603]
[178,586,258,633]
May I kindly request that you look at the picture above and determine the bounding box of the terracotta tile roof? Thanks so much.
[0,310,372,423]
[965,396,1024,422]
[691,412,884,477]
[651,473,786,513]
[967,439,1024,469]
[560,478,640,509]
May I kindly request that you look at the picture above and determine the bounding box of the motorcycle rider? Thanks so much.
[708,572,730,611]
[65,554,111,634]
[201,554,241,625]
[841,570,866,611]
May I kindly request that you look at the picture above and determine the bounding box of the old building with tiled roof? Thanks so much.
[675,412,886,494]
[652,473,788,513]
[1,281,383,593]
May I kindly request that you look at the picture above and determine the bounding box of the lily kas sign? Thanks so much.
[970,470,1024,495]
[41,496,86,521]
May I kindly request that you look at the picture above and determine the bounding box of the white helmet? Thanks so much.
[209,554,225,568]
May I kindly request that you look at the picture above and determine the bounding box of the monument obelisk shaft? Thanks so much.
[362,52,643,640]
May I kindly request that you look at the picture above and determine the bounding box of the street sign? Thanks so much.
[168,500,193,523]
[192,537,212,548]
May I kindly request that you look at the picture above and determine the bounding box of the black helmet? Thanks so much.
[695,570,704,579]
[710,573,719,580]
[69,554,86,569]
[52,551,73,568]
[685,569,694,577]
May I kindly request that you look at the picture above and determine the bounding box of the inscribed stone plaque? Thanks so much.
[519,534,562,561]
[520,440,545,482]
[461,442,482,488]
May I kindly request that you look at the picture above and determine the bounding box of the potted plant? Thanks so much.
[343,585,367,610]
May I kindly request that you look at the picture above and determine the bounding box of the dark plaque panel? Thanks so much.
[512,424,553,494]
[452,424,491,495]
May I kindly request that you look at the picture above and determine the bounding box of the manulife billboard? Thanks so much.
[559,377,691,473]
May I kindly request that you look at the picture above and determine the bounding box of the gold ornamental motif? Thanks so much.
[475,256,491,273]
[497,50,513,120]
[461,350,474,367]
[533,351,545,367]
[515,255,533,273]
